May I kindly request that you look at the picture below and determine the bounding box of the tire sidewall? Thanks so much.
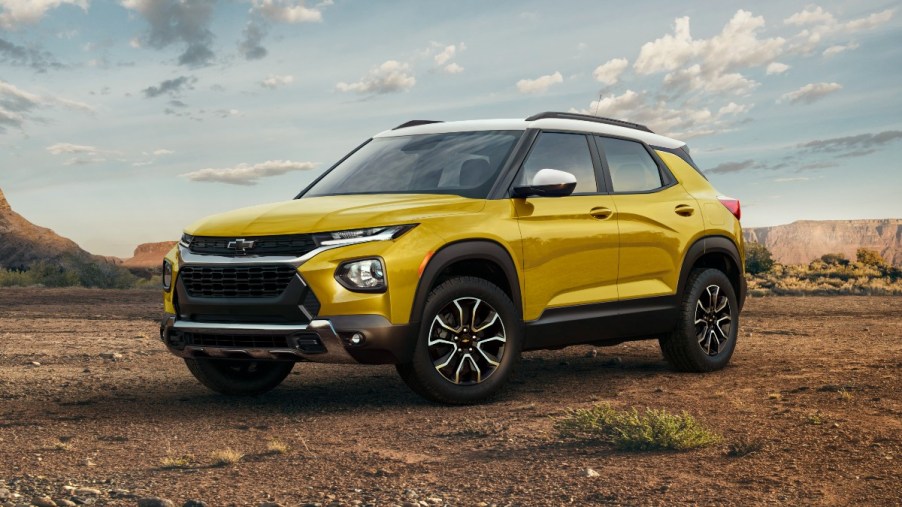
[412,277,522,403]
[680,269,739,370]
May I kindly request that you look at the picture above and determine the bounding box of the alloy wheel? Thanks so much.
[694,284,732,356]
[427,297,507,385]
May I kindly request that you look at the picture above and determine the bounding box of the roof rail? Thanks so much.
[393,120,443,130]
[525,111,653,133]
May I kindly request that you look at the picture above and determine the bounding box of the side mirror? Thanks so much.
[512,168,577,198]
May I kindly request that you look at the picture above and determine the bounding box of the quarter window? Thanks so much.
[519,133,597,194]
[596,137,663,193]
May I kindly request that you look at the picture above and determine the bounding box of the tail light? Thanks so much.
[718,196,741,221]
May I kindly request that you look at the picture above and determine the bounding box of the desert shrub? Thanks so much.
[856,248,887,267]
[745,242,775,275]
[556,403,721,451]
[820,252,850,266]
[0,257,137,289]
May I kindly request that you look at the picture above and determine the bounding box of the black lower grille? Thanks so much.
[184,333,290,348]
[180,265,297,298]
[188,234,317,257]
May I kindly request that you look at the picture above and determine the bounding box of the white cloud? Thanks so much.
[152,149,174,156]
[663,64,758,95]
[774,177,810,183]
[1,80,94,132]
[516,71,563,94]
[182,160,318,185]
[250,0,327,23]
[718,102,752,115]
[766,62,790,74]
[443,62,464,74]
[0,0,88,29]
[46,142,99,155]
[785,6,894,54]
[261,74,295,89]
[434,44,456,65]
[784,5,835,26]
[336,60,416,94]
[823,42,859,57]
[780,82,842,104]
[592,58,628,85]
[634,16,698,74]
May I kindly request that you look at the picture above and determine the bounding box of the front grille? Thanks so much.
[188,234,317,257]
[180,265,297,298]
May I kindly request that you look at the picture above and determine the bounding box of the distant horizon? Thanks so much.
[2,1,901,257]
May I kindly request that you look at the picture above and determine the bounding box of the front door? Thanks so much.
[513,131,620,322]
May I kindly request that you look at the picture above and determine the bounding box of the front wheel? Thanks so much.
[397,276,522,404]
[659,268,739,372]
[184,358,294,396]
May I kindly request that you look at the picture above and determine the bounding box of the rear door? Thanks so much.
[513,131,620,321]
[593,135,703,300]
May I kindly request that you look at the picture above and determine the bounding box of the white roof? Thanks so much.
[374,117,685,149]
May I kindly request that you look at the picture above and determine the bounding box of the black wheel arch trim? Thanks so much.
[678,235,746,309]
[409,239,523,328]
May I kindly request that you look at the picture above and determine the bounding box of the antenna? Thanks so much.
[592,88,603,117]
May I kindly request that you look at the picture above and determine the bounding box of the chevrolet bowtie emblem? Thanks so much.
[227,238,256,252]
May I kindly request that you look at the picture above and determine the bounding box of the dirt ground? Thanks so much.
[0,289,899,506]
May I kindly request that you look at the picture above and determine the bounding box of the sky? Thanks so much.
[1,0,901,257]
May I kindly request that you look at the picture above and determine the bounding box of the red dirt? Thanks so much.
[0,289,900,506]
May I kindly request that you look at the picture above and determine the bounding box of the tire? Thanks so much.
[184,358,294,396]
[396,276,522,404]
[659,268,739,372]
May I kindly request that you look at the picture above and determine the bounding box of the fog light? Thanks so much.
[350,332,365,346]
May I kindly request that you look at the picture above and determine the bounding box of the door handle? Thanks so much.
[589,207,613,220]
[674,204,695,217]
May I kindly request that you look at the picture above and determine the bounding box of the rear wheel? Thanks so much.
[184,358,294,396]
[397,276,522,404]
[660,268,739,372]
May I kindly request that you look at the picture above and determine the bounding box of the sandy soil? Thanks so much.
[0,288,900,506]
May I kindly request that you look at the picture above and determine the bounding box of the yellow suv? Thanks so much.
[161,112,745,404]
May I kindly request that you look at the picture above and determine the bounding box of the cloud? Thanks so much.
[443,62,463,74]
[336,60,416,95]
[434,44,456,65]
[142,76,195,98]
[592,58,628,85]
[516,71,563,94]
[774,177,810,183]
[121,0,216,67]
[182,160,318,185]
[0,0,87,29]
[0,37,62,72]
[823,42,859,57]
[261,74,294,89]
[46,142,99,155]
[766,62,789,74]
[785,6,894,54]
[0,79,93,133]
[153,148,174,156]
[780,82,842,104]
[663,64,758,96]
[718,102,751,115]
[797,130,902,156]
[250,0,329,23]
[707,160,757,174]
[238,19,268,60]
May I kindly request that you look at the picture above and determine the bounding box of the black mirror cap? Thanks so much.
[512,181,577,198]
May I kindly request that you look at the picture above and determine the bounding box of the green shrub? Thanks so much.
[0,256,137,289]
[556,403,722,451]
[745,242,775,275]
[820,252,850,266]
[856,248,887,267]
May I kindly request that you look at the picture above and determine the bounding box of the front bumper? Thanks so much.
[160,314,413,365]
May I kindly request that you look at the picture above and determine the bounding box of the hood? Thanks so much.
[185,193,485,237]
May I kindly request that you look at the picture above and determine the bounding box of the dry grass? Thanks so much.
[266,439,290,455]
[53,441,73,452]
[210,448,244,466]
[747,262,902,296]
[160,454,194,470]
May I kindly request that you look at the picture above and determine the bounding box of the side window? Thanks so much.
[596,136,663,193]
[519,133,597,194]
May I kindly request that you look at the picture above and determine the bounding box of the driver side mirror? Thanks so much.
[512,168,577,198]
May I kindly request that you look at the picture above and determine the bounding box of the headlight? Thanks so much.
[314,224,416,247]
[179,233,193,248]
[162,259,173,291]
[335,258,386,292]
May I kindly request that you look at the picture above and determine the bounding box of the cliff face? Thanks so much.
[120,241,178,269]
[743,219,902,266]
[0,187,101,269]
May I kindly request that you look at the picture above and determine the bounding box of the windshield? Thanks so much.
[304,130,521,199]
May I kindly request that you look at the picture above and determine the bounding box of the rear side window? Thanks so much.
[519,132,597,193]
[595,136,663,193]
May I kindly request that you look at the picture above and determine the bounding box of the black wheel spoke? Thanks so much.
[695,284,732,357]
